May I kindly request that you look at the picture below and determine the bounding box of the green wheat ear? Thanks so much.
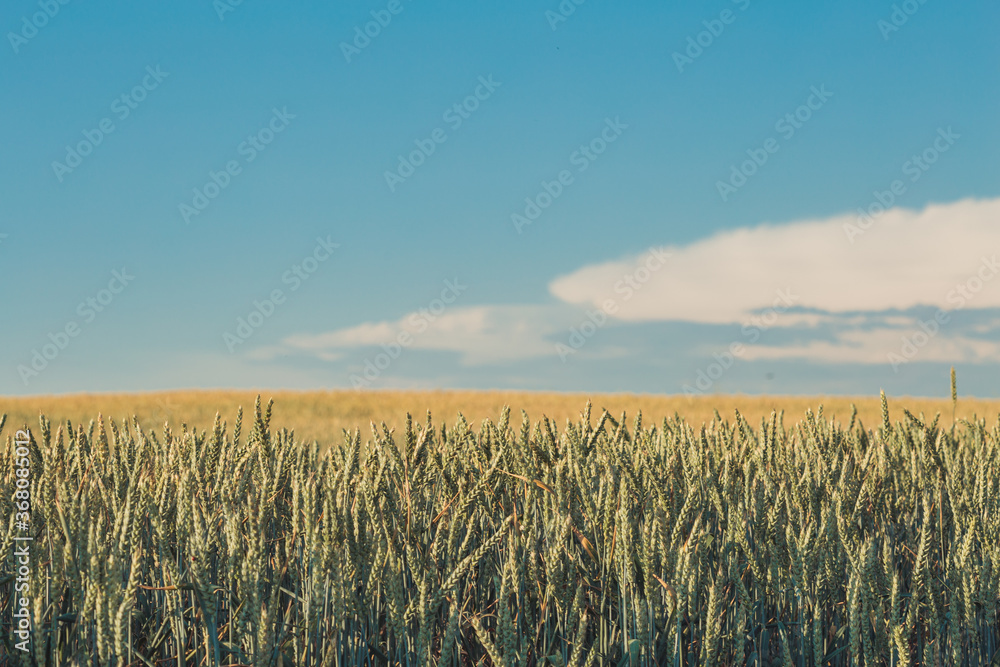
[950,366,957,426]
[880,389,890,434]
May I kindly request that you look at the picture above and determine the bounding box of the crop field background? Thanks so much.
[3,389,1000,451]
[2,390,1000,666]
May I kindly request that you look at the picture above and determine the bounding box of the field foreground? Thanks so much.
[1,393,999,665]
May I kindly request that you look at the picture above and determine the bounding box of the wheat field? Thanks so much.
[2,386,1000,666]
[3,388,999,451]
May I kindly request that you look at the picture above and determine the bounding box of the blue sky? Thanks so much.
[2,0,999,397]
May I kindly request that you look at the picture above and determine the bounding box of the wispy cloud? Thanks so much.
[256,305,574,366]
[740,318,1000,365]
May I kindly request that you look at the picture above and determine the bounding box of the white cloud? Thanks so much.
[250,197,1000,370]
[260,305,573,366]
[971,317,1000,334]
[741,321,1000,365]
[549,197,1000,324]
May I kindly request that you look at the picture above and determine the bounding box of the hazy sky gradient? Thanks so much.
[2,0,999,397]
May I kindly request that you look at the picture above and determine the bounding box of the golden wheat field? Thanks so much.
[3,389,999,449]
[2,387,1000,665]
